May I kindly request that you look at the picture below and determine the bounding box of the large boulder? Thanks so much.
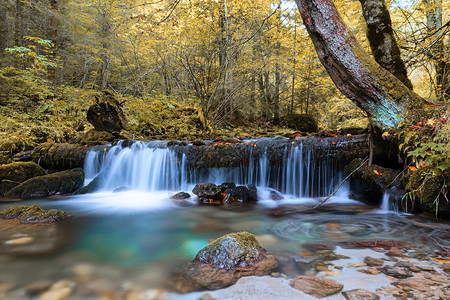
[167,232,278,293]
[6,168,84,198]
[86,90,127,132]
[280,113,319,132]
[0,162,46,195]
[0,205,69,223]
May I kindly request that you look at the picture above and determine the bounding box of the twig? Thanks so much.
[314,157,369,209]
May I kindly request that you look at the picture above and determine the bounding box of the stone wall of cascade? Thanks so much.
[84,141,344,197]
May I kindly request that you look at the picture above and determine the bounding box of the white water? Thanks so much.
[84,141,344,197]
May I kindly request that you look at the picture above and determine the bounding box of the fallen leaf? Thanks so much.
[373,170,383,176]
[409,166,417,171]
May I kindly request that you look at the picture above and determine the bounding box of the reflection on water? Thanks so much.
[0,193,449,297]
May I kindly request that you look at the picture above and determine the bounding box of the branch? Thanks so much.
[314,157,369,209]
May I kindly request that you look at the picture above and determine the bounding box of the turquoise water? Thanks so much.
[0,194,449,294]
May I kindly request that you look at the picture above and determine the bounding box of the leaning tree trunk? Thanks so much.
[359,0,413,90]
[295,0,424,128]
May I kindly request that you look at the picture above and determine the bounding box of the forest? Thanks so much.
[0,0,449,299]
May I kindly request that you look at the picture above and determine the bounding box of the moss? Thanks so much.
[6,168,84,198]
[0,205,69,223]
[0,162,46,195]
[206,232,261,250]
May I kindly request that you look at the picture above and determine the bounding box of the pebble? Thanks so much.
[26,280,53,296]
[349,262,367,268]
[4,237,34,245]
[39,287,72,300]
[72,263,95,279]
[139,288,166,300]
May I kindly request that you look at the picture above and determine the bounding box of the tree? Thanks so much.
[295,0,424,128]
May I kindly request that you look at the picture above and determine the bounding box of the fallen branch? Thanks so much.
[314,157,369,209]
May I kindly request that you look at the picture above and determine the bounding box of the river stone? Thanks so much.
[342,289,380,300]
[26,280,53,296]
[6,168,84,198]
[0,205,69,223]
[0,162,46,195]
[379,265,413,279]
[167,232,278,293]
[364,256,384,267]
[289,275,343,297]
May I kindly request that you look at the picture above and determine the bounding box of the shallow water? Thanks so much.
[0,191,449,298]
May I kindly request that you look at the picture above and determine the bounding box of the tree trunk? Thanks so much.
[14,0,23,46]
[0,1,8,52]
[359,0,413,89]
[48,0,58,83]
[295,0,424,128]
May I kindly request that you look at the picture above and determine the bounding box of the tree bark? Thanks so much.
[295,0,424,128]
[48,0,58,82]
[359,0,413,89]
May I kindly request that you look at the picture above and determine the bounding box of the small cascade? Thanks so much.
[84,140,345,197]
[381,192,390,211]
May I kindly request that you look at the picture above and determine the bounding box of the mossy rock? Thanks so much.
[195,232,264,270]
[6,168,84,198]
[280,113,319,132]
[403,167,449,218]
[32,143,90,170]
[0,205,69,223]
[74,168,109,195]
[78,129,115,145]
[345,158,401,203]
[0,162,46,195]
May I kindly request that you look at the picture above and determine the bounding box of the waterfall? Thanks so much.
[83,140,344,197]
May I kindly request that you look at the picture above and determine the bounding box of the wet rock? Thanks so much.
[392,278,441,293]
[6,168,84,198]
[192,183,222,203]
[342,289,380,300]
[349,262,367,268]
[170,192,191,200]
[199,293,216,300]
[379,265,413,279]
[364,256,384,267]
[280,113,318,132]
[289,275,343,297]
[345,159,401,204]
[386,247,405,257]
[86,90,127,132]
[223,185,258,203]
[0,162,46,195]
[167,232,278,293]
[0,205,69,223]
[26,281,53,296]
[337,239,416,250]
[270,190,284,200]
[74,168,108,195]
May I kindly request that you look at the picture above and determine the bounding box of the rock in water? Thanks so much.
[0,162,46,195]
[167,232,278,293]
[342,289,380,300]
[87,90,127,132]
[289,275,343,298]
[0,205,69,223]
[6,168,84,198]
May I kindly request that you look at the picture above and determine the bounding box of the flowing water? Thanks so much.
[0,140,449,299]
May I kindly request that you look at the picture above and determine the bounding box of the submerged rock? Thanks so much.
[192,182,221,201]
[289,275,343,298]
[0,205,69,223]
[167,232,278,293]
[6,168,84,198]
[0,162,46,195]
[342,289,380,300]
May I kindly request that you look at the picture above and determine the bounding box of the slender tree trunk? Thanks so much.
[295,0,424,128]
[290,24,297,114]
[14,0,23,47]
[0,1,8,53]
[359,0,413,89]
[48,0,58,83]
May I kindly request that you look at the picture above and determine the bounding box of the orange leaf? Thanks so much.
[408,166,417,171]
[419,161,428,167]
[373,170,382,176]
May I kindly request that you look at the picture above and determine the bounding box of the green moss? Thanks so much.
[206,232,261,250]
[6,168,84,198]
[0,205,69,223]
[0,162,46,195]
